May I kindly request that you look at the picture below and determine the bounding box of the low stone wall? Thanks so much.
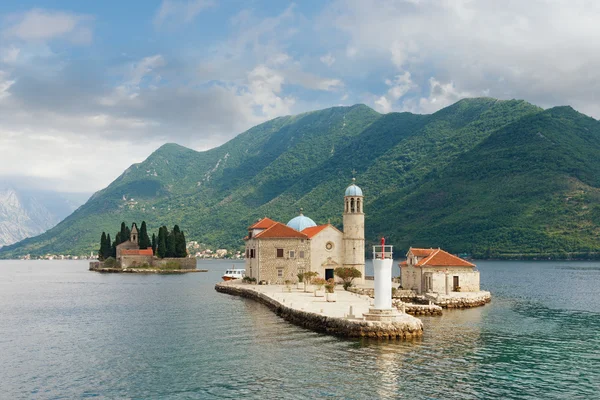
[151,257,197,269]
[89,267,206,274]
[393,300,443,316]
[348,286,491,309]
[424,291,492,308]
[215,283,423,340]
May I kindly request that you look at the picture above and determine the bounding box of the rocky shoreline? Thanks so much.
[215,282,423,340]
[89,266,207,274]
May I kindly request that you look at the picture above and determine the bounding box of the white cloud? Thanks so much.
[409,78,473,114]
[3,9,93,44]
[325,0,600,116]
[0,70,15,100]
[374,71,416,113]
[1,46,20,63]
[320,53,336,67]
[154,0,215,27]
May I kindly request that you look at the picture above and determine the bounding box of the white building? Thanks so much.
[400,247,480,294]
[244,179,365,284]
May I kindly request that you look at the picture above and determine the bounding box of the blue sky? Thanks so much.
[0,0,598,193]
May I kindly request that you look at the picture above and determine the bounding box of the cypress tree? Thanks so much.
[111,236,117,258]
[157,227,167,258]
[125,226,131,242]
[176,230,187,258]
[99,232,107,260]
[151,233,157,255]
[166,227,176,258]
[139,221,150,249]
[106,234,113,259]
[119,222,127,244]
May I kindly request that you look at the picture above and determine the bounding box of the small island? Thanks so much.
[89,222,205,273]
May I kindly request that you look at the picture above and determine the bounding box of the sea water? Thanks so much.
[0,259,598,399]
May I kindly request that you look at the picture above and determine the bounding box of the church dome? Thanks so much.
[345,178,363,196]
[287,210,317,231]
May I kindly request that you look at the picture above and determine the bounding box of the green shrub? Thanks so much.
[103,257,118,268]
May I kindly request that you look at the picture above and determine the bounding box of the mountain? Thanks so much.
[0,187,89,248]
[3,97,600,259]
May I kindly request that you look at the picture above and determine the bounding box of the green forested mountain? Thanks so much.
[4,98,600,259]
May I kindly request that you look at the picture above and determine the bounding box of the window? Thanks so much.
[326,242,334,251]
[250,249,255,258]
[276,248,284,258]
[298,268,305,275]
[289,250,295,259]
[299,251,305,259]
[277,269,283,277]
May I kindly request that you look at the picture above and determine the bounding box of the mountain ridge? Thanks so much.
[3,97,600,259]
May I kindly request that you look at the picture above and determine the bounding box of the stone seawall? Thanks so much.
[424,291,492,308]
[348,286,491,309]
[215,283,423,340]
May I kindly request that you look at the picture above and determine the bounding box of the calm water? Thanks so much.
[0,260,599,399]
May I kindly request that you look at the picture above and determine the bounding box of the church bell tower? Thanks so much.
[343,178,365,283]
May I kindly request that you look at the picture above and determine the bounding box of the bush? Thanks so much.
[103,257,118,268]
[313,277,326,289]
[324,278,335,293]
[303,271,319,284]
[334,267,362,290]
[163,261,181,269]
[297,272,304,283]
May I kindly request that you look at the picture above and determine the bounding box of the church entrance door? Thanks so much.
[325,269,334,280]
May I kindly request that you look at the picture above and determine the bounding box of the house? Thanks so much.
[400,247,480,294]
[244,179,365,284]
[115,223,154,267]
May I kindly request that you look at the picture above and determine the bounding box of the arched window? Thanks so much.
[357,198,361,213]
[350,198,355,213]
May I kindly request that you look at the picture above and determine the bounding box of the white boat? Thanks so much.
[222,268,245,281]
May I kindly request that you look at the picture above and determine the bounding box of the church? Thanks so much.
[244,179,365,285]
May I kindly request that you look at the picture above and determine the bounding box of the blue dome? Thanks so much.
[287,214,317,231]
[345,183,363,197]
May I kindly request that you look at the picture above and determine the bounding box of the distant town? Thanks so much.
[19,240,244,261]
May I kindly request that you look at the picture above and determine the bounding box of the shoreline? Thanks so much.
[90,267,207,274]
[215,281,423,340]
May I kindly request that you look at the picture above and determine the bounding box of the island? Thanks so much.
[89,222,205,273]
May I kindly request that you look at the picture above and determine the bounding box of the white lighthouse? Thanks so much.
[343,178,365,284]
[364,238,404,322]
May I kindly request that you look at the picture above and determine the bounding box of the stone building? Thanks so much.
[115,223,154,266]
[399,248,480,294]
[244,179,365,284]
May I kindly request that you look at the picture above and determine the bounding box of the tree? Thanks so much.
[157,226,167,258]
[99,232,107,260]
[166,227,176,257]
[175,230,187,258]
[119,222,127,244]
[334,267,362,290]
[107,233,115,258]
[139,221,151,249]
[151,233,157,255]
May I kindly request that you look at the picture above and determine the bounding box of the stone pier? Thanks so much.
[215,281,423,340]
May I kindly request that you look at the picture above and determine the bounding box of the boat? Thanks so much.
[222,267,245,281]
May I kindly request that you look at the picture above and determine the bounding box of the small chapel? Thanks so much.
[244,179,365,285]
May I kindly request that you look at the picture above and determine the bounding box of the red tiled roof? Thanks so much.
[409,248,436,257]
[249,217,277,229]
[416,248,474,268]
[254,222,308,239]
[121,248,154,256]
[399,260,408,267]
[302,224,330,238]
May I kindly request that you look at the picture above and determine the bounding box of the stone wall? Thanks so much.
[309,226,343,280]
[121,255,154,268]
[152,257,197,269]
[424,291,492,308]
[256,238,311,284]
[215,283,423,340]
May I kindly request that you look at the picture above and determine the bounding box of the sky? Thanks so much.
[1,0,599,194]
